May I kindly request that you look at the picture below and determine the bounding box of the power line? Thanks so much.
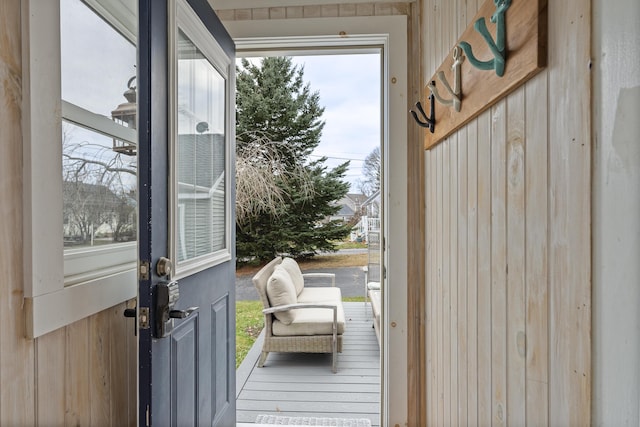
[309,154,365,162]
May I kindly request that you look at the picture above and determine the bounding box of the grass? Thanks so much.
[235,300,264,368]
[235,252,368,368]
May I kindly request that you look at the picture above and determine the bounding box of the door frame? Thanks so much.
[222,16,409,425]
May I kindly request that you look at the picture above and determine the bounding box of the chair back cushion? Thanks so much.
[280,257,305,296]
[252,257,282,310]
[266,265,297,324]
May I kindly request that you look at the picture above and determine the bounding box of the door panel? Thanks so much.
[138,0,235,425]
[212,295,231,420]
[171,319,198,426]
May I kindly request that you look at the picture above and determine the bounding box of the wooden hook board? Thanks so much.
[423,0,547,150]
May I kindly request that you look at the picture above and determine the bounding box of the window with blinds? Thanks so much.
[174,28,228,267]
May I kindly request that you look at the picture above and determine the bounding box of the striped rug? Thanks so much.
[255,415,372,426]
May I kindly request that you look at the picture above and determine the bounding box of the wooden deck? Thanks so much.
[236,302,381,425]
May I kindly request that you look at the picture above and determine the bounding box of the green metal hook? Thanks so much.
[458,0,511,77]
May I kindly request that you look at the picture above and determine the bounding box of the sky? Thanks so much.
[62,0,382,194]
[289,54,381,193]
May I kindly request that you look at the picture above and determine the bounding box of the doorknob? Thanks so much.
[156,281,197,338]
[169,307,198,319]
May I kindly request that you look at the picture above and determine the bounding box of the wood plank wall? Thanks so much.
[215,2,410,20]
[0,1,137,425]
[422,0,591,425]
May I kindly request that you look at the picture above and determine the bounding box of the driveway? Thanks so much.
[235,265,366,301]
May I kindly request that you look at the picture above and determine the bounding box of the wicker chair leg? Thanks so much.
[257,351,268,367]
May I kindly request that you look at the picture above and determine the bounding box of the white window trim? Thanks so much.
[168,0,234,280]
[223,16,408,426]
[22,0,136,339]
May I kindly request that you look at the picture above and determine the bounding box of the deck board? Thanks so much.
[236,302,381,425]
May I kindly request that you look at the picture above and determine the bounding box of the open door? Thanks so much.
[137,0,235,425]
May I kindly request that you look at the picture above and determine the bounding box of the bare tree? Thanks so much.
[235,133,314,225]
[62,124,137,245]
[359,146,381,196]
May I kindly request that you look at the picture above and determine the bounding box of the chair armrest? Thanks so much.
[263,303,337,314]
[302,272,336,287]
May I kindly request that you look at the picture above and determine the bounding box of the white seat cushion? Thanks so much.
[297,287,342,304]
[272,303,346,336]
[266,265,297,324]
[367,281,381,290]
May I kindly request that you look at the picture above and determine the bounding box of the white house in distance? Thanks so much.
[329,192,368,224]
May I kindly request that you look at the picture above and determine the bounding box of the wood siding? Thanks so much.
[215,2,410,20]
[0,2,137,425]
[422,0,591,425]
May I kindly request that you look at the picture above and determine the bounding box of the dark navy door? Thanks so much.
[137,0,235,425]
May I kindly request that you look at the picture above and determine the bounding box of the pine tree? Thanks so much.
[236,57,352,262]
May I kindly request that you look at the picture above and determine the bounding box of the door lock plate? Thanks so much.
[139,260,151,280]
[139,307,150,330]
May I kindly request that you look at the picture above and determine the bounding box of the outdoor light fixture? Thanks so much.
[111,76,137,155]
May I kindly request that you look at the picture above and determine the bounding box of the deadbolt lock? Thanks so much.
[156,257,173,277]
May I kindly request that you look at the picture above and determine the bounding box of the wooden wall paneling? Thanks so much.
[407,3,426,424]
[506,85,527,426]
[476,108,492,426]
[442,141,451,427]
[65,319,91,426]
[547,0,591,424]
[448,135,459,427]
[128,303,138,425]
[490,99,507,427]
[440,1,453,424]
[524,71,549,426]
[110,303,133,427]
[456,124,469,426]
[425,148,433,427]
[424,2,436,422]
[466,118,479,427]
[465,2,480,422]
[450,2,468,424]
[90,311,112,425]
[431,147,438,427]
[0,0,36,424]
[435,145,443,426]
[428,152,438,425]
[36,329,66,425]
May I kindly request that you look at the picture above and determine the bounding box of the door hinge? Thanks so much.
[139,307,150,330]
[146,404,150,426]
[139,260,150,280]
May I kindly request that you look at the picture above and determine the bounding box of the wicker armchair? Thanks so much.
[252,257,345,373]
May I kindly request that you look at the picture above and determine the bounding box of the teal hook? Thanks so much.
[458,0,511,77]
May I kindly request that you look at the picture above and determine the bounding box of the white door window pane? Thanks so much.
[61,0,136,119]
[63,121,137,249]
[176,29,226,263]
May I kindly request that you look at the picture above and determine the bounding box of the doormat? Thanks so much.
[255,415,372,427]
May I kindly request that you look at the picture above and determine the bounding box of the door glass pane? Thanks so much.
[176,29,226,263]
[63,121,137,247]
[61,0,137,118]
